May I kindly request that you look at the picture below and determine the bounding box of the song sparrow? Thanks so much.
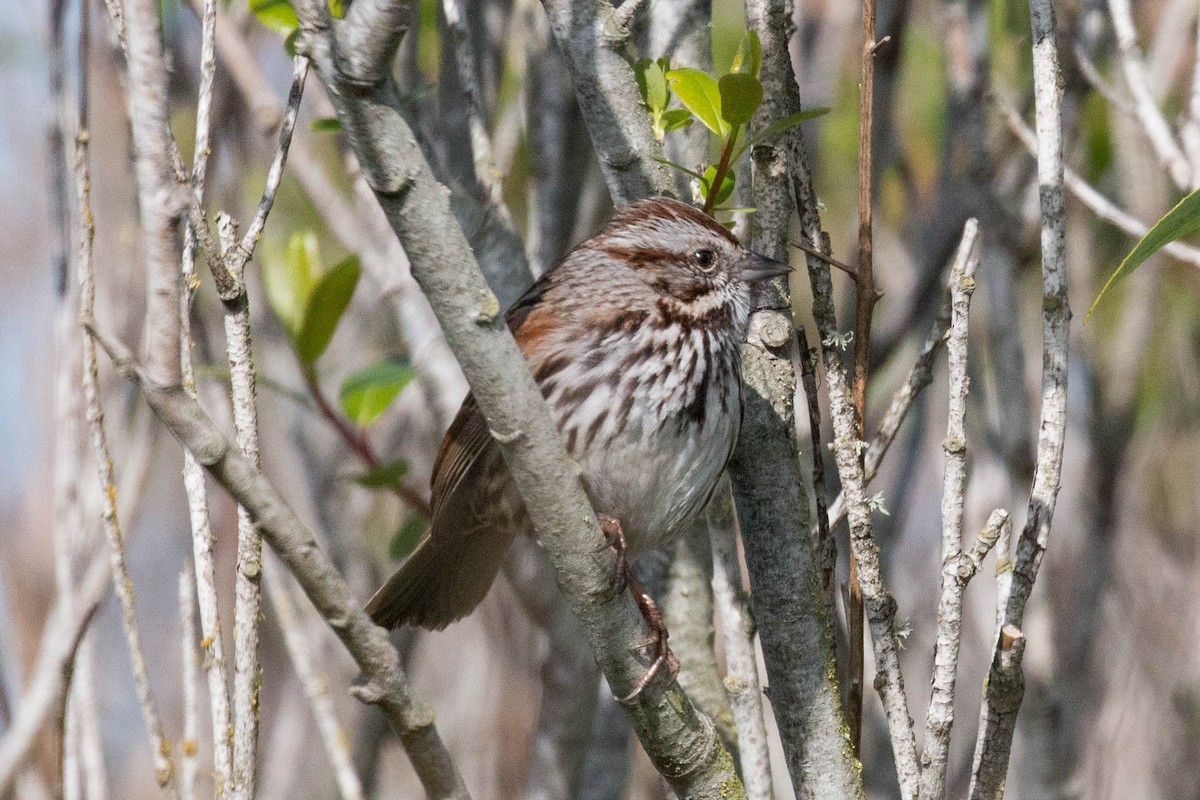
[366,197,789,692]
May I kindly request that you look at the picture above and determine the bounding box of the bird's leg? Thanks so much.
[596,514,628,597]
[594,515,678,700]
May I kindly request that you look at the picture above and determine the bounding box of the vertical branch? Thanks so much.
[789,3,918,795]
[663,522,734,752]
[732,1,864,798]
[706,480,774,800]
[968,0,1071,795]
[846,0,881,753]
[222,213,264,800]
[177,0,234,786]
[798,329,835,600]
[916,219,981,800]
[81,0,180,780]
[180,569,200,800]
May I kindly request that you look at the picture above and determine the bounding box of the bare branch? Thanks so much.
[826,300,952,529]
[267,569,366,800]
[969,1,1071,794]
[918,219,981,800]
[177,0,235,790]
[84,11,182,782]
[221,213,263,800]
[0,556,110,797]
[234,56,310,272]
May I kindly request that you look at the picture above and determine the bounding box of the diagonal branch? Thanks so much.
[537,0,674,204]
[86,327,472,800]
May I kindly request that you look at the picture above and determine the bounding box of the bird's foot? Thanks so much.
[616,564,678,703]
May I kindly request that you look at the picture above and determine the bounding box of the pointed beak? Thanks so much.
[740,251,793,283]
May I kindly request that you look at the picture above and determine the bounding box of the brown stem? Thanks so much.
[848,0,880,758]
[703,124,740,215]
[301,366,432,518]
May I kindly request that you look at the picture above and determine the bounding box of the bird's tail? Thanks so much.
[365,528,517,631]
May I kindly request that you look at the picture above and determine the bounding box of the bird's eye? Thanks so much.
[692,249,717,272]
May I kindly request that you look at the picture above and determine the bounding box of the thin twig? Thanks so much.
[791,240,860,281]
[233,56,309,271]
[792,10,918,797]
[179,569,199,800]
[917,218,980,800]
[969,1,1071,794]
[826,299,953,528]
[798,328,835,597]
[82,11,181,782]
[178,1,234,786]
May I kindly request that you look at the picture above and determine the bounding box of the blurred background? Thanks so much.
[3,0,1200,798]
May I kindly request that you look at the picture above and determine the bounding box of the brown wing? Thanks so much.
[428,394,492,525]
[427,273,557,534]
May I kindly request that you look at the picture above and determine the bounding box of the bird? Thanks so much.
[366,196,790,695]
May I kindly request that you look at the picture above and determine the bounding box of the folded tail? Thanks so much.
[365,527,517,631]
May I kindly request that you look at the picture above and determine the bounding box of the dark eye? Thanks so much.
[692,249,717,272]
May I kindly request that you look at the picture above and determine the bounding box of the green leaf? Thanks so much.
[1088,186,1200,320]
[390,516,426,560]
[718,73,762,127]
[248,0,298,36]
[339,358,416,426]
[296,255,361,364]
[661,108,694,132]
[327,0,343,17]
[310,117,342,133]
[730,30,762,78]
[350,458,410,488]
[263,231,320,335]
[733,107,830,161]
[635,58,669,113]
[701,165,735,206]
[666,68,727,135]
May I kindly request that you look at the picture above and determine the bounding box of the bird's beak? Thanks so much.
[739,251,793,283]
